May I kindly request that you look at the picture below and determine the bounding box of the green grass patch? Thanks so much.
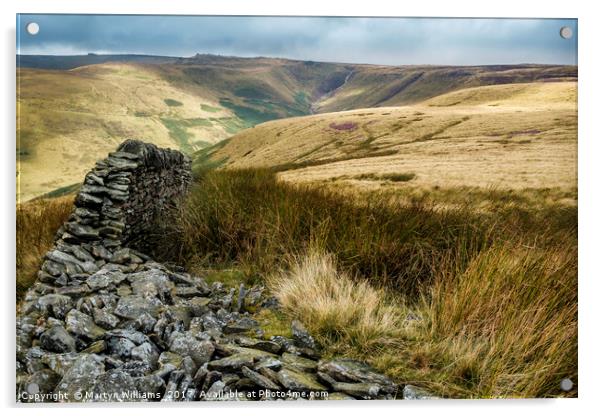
[185,118,213,128]
[355,172,416,182]
[219,98,281,127]
[160,117,194,154]
[200,104,221,113]
[164,98,183,107]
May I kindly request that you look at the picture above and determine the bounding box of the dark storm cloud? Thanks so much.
[17,15,577,65]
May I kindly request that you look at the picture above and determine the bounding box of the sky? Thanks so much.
[16,15,577,65]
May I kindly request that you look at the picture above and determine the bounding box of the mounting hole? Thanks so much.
[560,378,574,391]
[560,26,573,39]
[26,22,40,35]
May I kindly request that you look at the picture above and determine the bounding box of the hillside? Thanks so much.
[205,81,577,191]
[17,54,576,201]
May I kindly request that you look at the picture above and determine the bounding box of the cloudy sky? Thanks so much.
[17,15,577,65]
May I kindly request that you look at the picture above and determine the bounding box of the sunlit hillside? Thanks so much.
[207,81,577,192]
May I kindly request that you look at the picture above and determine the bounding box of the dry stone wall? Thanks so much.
[33,139,190,290]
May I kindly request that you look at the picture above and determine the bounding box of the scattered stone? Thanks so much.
[277,368,327,393]
[292,320,316,350]
[208,353,255,372]
[402,384,440,400]
[53,354,105,402]
[65,310,105,341]
[37,294,73,319]
[169,332,214,366]
[242,366,280,390]
[281,352,318,372]
[114,295,163,320]
[91,370,137,402]
[318,359,396,393]
[39,326,76,353]
[93,308,120,329]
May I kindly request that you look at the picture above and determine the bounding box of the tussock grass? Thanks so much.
[268,250,404,355]
[16,196,73,299]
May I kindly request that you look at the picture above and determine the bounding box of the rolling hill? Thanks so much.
[17,53,576,201]
[204,81,577,192]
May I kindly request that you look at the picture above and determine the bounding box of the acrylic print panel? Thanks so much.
[16,15,577,402]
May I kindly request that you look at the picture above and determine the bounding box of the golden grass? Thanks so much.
[16,196,73,299]
[210,82,577,192]
[269,246,577,398]
[17,63,231,202]
[268,250,404,355]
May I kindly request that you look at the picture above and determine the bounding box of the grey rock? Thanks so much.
[188,297,211,316]
[135,312,157,333]
[41,352,80,376]
[55,284,91,299]
[76,192,103,207]
[114,295,163,320]
[332,381,381,399]
[317,359,396,392]
[131,342,159,369]
[276,368,327,393]
[233,336,282,354]
[292,320,316,350]
[169,332,214,366]
[93,308,120,329]
[208,353,254,372]
[134,374,165,399]
[203,380,226,401]
[40,326,76,353]
[65,223,100,241]
[54,354,105,402]
[241,366,280,390]
[106,156,138,171]
[281,352,318,372]
[65,310,105,341]
[223,317,258,334]
[91,245,112,261]
[403,384,440,400]
[106,329,150,345]
[86,268,127,291]
[107,337,136,359]
[46,249,98,274]
[91,370,137,402]
[37,294,73,319]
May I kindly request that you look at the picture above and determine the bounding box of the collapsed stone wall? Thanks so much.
[39,139,192,287]
[16,140,407,402]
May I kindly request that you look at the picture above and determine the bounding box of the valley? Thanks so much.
[17,55,575,201]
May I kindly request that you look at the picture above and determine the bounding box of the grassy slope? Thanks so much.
[208,81,577,192]
[17,57,575,201]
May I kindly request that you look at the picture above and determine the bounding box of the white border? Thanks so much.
[2,1,600,415]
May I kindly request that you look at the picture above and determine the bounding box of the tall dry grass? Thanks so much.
[16,196,73,299]
[269,246,577,398]
[153,168,577,398]
[268,250,404,355]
